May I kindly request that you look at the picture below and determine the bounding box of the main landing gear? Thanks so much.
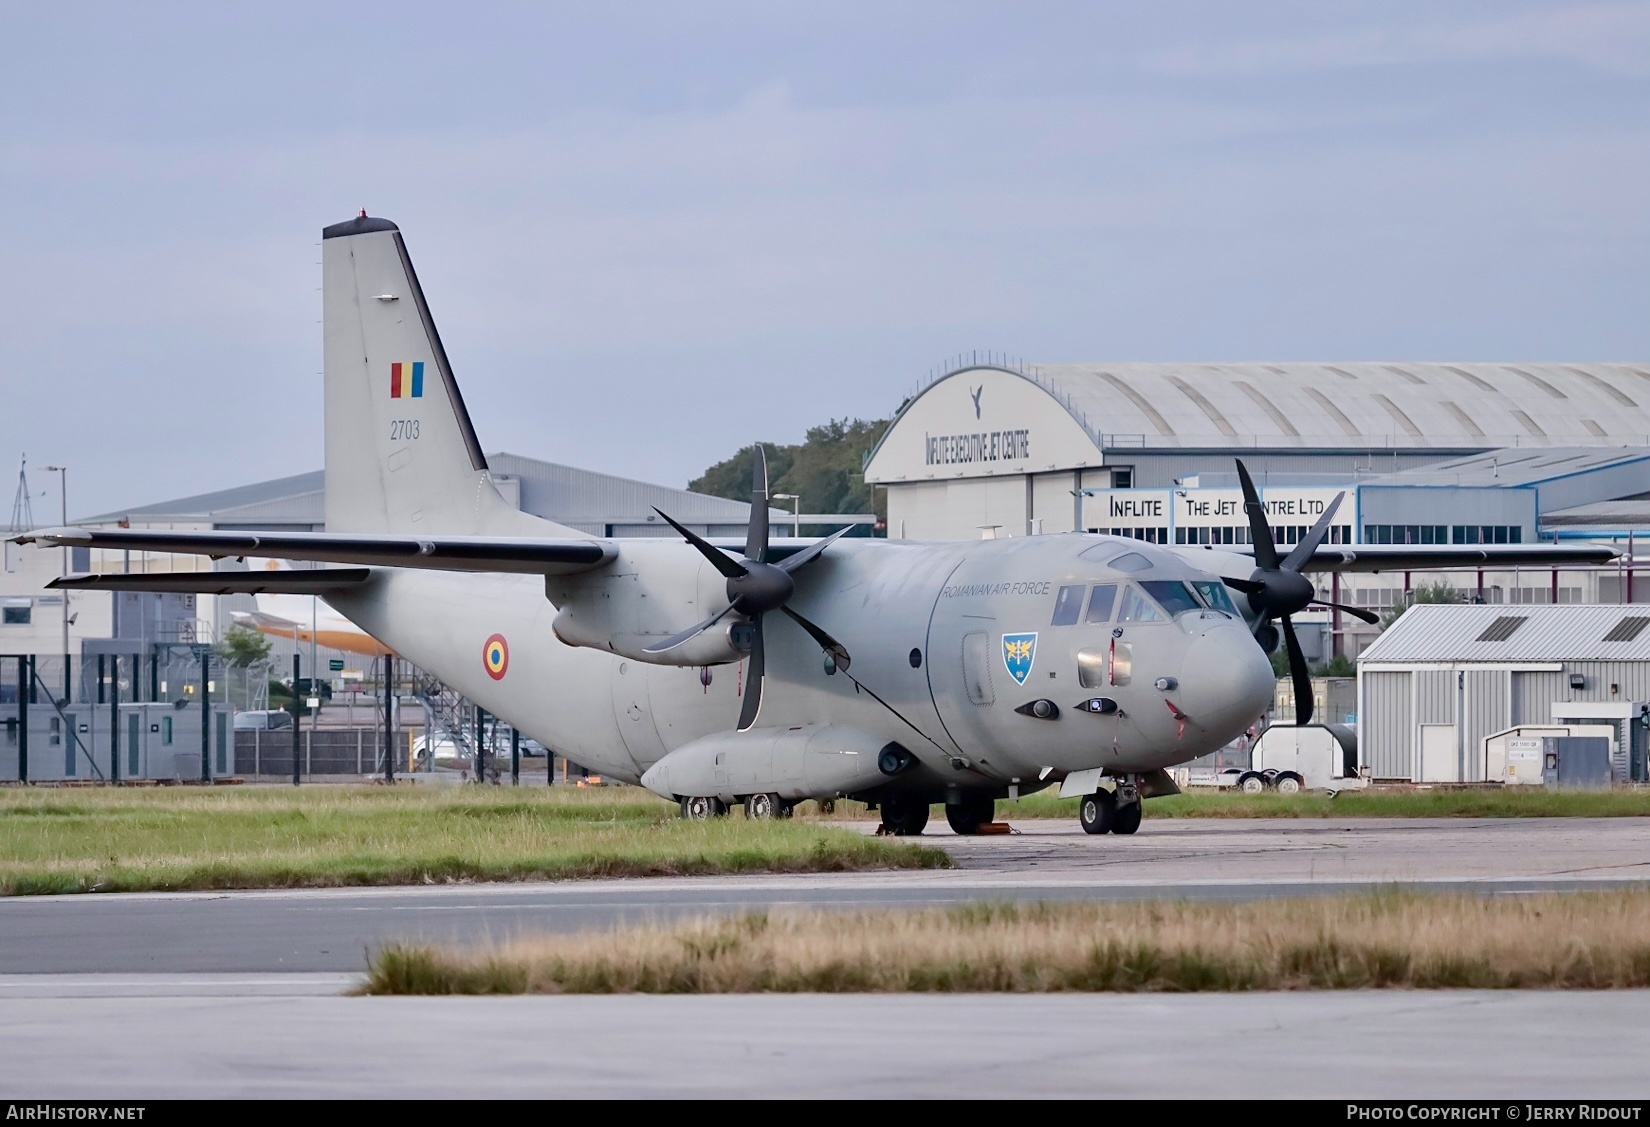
[743,792,793,819]
[878,791,931,836]
[1078,785,1143,836]
[681,795,727,819]
[944,792,996,835]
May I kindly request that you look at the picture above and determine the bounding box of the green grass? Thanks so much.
[361,890,1650,995]
[0,784,948,895]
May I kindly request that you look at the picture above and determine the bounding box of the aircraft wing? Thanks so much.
[1175,542,1618,575]
[48,568,374,595]
[11,527,616,575]
[1298,544,1619,571]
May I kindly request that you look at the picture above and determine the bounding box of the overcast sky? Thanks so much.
[2,1,1646,518]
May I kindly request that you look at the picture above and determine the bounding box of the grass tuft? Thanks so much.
[360,890,1650,995]
[0,784,947,895]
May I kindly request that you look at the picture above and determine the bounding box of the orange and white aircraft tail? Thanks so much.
[231,559,390,657]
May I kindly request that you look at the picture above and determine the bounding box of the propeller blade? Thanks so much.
[642,604,737,655]
[1222,575,1266,595]
[1281,491,1345,573]
[737,614,765,731]
[780,606,851,672]
[653,507,747,579]
[1235,460,1280,571]
[1281,616,1314,726]
[776,524,853,574]
[1311,599,1379,625]
[746,445,770,564]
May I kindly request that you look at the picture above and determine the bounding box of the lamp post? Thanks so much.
[772,493,801,537]
[41,465,68,698]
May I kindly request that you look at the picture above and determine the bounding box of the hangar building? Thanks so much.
[1357,604,1650,784]
[864,360,1650,654]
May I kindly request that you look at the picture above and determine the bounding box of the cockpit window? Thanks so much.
[1050,584,1085,626]
[1117,585,1166,623]
[1108,552,1153,573]
[1085,583,1118,623]
[1139,580,1201,616]
[1192,580,1239,616]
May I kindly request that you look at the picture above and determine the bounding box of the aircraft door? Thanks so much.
[608,660,662,773]
[930,615,1001,759]
[961,630,996,705]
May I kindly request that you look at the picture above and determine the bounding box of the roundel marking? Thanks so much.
[482,633,510,680]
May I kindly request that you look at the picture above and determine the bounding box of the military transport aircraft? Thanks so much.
[14,215,1616,836]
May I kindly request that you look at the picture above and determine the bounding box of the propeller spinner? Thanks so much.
[1224,459,1378,726]
[646,445,851,731]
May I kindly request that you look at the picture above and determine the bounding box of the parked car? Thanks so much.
[234,709,294,731]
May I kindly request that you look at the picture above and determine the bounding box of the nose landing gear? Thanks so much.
[1078,778,1144,835]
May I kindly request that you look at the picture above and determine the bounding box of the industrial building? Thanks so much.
[0,450,874,781]
[1356,604,1650,784]
[865,360,1650,654]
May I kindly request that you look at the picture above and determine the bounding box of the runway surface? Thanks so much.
[3,816,1648,974]
[5,817,1650,1098]
[3,975,1646,1098]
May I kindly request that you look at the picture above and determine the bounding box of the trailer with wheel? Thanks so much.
[1243,723,1363,793]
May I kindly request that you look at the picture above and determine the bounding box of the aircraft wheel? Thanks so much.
[944,792,996,835]
[1237,772,1266,794]
[1111,801,1142,835]
[681,795,727,820]
[744,792,783,819]
[1274,774,1303,796]
[880,792,931,836]
[1079,789,1116,835]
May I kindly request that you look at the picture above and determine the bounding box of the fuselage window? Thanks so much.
[1117,585,1166,623]
[1192,580,1239,616]
[1108,552,1153,573]
[1085,583,1117,624]
[1140,580,1201,616]
[1076,648,1107,689]
[1050,584,1085,626]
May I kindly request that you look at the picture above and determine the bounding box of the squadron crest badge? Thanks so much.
[1002,632,1037,685]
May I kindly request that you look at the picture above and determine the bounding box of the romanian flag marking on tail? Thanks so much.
[390,361,425,399]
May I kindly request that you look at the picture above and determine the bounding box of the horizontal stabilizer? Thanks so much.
[49,568,374,595]
[13,527,615,575]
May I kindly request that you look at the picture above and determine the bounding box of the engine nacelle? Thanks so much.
[639,725,896,803]
[552,607,748,667]
[546,540,747,666]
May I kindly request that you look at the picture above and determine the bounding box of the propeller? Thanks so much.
[1224,460,1374,725]
[646,445,852,731]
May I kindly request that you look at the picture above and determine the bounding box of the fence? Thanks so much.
[237,727,418,777]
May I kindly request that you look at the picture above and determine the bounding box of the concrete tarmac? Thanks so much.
[5,817,1650,1098]
[2,817,1648,974]
[2,975,1646,1098]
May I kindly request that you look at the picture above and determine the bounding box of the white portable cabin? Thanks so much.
[1480,724,1616,785]
[1357,605,1650,784]
[1,702,234,782]
[1250,724,1361,791]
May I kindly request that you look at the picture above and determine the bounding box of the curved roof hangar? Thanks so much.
[864,362,1650,484]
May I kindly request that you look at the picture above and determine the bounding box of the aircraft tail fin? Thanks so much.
[321,215,577,538]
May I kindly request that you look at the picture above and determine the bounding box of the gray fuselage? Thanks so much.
[329,532,1276,793]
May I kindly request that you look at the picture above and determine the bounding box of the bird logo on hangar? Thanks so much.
[1002,633,1037,685]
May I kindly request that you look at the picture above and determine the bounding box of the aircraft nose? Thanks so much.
[1176,623,1275,740]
